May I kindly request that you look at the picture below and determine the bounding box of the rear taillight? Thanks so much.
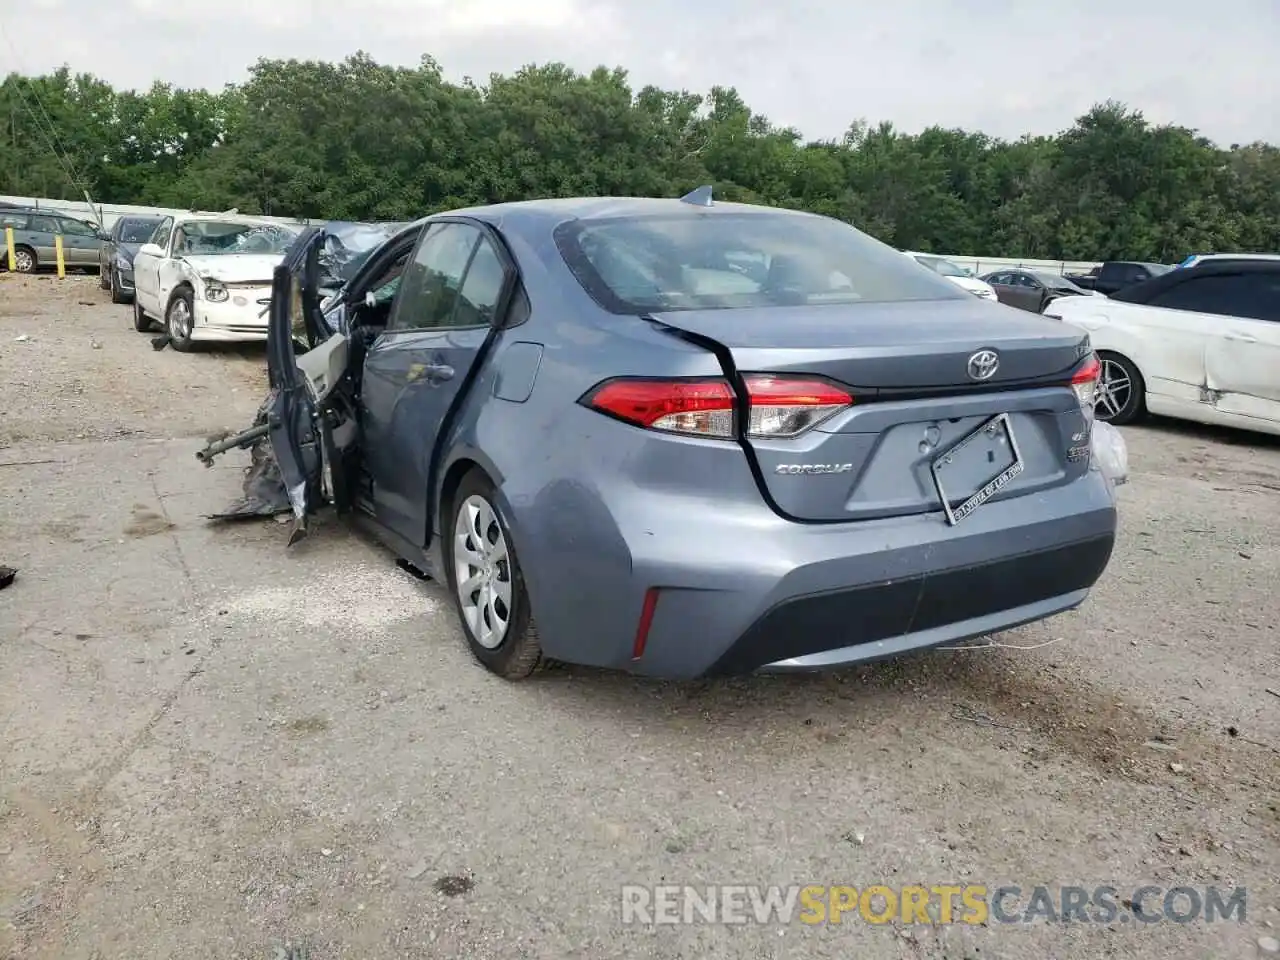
[1071,353,1101,409]
[583,375,853,440]
[583,378,737,437]
[741,376,852,438]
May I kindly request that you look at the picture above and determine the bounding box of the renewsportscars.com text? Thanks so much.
[620,884,1247,926]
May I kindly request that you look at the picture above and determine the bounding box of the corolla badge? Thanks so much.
[774,463,854,475]
[966,349,1000,381]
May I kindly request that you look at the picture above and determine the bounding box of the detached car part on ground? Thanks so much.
[200,191,1121,682]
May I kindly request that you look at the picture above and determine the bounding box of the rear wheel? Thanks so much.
[11,246,36,274]
[1096,351,1144,425]
[445,471,543,680]
[166,289,195,352]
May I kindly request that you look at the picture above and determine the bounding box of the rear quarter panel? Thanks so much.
[435,223,742,665]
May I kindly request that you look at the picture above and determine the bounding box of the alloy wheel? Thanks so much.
[453,493,512,649]
[1096,358,1132,422]
[13,249,34,273]
[168,298,192,341]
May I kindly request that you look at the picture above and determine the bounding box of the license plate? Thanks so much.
[930,413,1024,526]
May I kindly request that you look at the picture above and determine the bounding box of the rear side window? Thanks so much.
[0,213,27,229]
[28,216,58,234]
[1146,274,1276,319]
[555,212,963,314]
[390,223,479,331]
[388,222,510,331]
[58,218,95,237]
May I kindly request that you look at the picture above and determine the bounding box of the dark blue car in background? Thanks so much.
[99,215,165,303]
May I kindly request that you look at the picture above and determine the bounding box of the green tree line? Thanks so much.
[2,53,1278,261]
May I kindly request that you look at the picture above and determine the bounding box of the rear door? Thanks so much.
[1197,270,1280,422]
[985,272,1031,309]
[359,219,515,547]
[1004,272,1045,312]
[649,299,1094,522]
[25,215,59,263]
[56,217,101,266]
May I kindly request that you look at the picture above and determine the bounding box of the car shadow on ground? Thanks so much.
[145,338,269,361]
[1126,414,1280,449]
[407,562,1170,781]
[512,642,1200,790]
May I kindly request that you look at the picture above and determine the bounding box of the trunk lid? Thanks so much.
[649,300,1095,522]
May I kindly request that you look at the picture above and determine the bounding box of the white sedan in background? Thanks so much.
[130,215,300,351]
[902,251,998,300]
[1044,258,1280,436]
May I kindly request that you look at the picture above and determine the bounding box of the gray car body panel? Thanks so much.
[273,198,1116,679]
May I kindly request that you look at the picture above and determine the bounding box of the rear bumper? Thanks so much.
[710,534,1111,675]
[515,462,1117,679]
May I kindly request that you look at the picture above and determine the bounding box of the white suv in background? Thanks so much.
[903,251,998,300]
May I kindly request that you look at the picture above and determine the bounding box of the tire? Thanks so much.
[132,298,153,332]
[165,288,196,352]
[444,470,544,680]
[109,268,129,304]
[99,264,110,290]
[1095,351,1145,426]
[11,246,36,274]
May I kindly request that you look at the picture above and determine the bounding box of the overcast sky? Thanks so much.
[5,0,1278,146]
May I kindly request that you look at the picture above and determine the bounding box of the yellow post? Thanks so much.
[54,235,66,278]
[4,226,14,271]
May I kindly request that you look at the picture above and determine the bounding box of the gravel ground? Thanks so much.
[1,273,1278,960]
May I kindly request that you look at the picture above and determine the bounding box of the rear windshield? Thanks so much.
[555,212,965,314]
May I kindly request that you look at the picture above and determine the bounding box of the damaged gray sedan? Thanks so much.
[200,194,1117,681]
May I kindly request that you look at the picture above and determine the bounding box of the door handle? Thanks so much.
[1224,332,1257,343]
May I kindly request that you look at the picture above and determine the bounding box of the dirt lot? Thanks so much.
[1,273,1278,959]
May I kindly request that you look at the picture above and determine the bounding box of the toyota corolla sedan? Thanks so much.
[202,191,1117,680]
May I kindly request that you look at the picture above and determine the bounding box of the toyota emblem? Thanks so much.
[966,349,1000,381]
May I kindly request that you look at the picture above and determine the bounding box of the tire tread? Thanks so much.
[445,470,545,681]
